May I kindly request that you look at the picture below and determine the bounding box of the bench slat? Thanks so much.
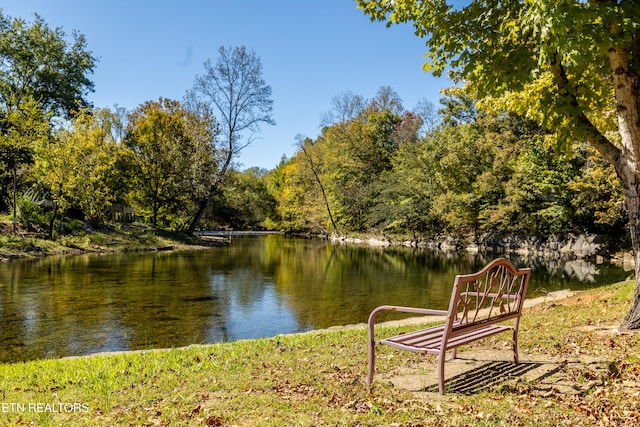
[380,324,513,352]
[380,325,446,351]
[446,324,512,347]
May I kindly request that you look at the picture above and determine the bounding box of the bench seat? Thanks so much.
[381,322,514,353]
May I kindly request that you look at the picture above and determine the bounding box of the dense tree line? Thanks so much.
[0,11,274,235]
[0,8,628,248]
[264,88,627,247]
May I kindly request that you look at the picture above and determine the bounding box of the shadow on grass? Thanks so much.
[421,360,553,395]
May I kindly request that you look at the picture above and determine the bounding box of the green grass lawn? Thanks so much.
[0,280,638,426]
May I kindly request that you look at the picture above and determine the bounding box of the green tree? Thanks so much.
[206,168,277,230]
[186,45,275,234]
[34,119,83,238]
[63,108,128,224]
[126,98,216,227]
[500,137,579,235]
[323,105,404,230]
[357,0,640,330]
[33,107,126,237]
[373,139,440,237]
[272,87,421,234]
[568,145,628,241]
[0,11,96,117]
[265,156,315,233]
[0,10,96,227]
[429,123,492,236]
[0,97,48,232]
[295,134,338,232]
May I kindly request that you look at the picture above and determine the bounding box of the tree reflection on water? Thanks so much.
[0,235,628,362]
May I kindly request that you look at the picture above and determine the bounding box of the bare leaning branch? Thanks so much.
[185,46,275,235]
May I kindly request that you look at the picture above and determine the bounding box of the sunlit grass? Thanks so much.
[0,234,61,258]
[0,223,203,260]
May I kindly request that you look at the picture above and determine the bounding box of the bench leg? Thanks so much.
[437,350,446,394]
[367,340,375,385]
[512,328,519,364]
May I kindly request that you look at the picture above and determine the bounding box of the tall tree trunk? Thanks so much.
[11,160,17,234]
[621,183,640,329]
[552,42,640,330]
[187,146,233,235]
[48,202,58,240]
[48,182,64,240]
[187,197,213,235]
[299,143,338,232]
[609,42,640,330]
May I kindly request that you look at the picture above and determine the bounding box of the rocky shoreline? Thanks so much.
[329,233,635,269]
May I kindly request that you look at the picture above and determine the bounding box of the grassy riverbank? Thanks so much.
[0,281,638,426]
[0,222,223,261]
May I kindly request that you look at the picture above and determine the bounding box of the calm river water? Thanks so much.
[0,234,629,362]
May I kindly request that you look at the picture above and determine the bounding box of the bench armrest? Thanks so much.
[368,305,449,339]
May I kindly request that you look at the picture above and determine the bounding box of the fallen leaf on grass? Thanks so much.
[205,415,225,426]
[190,404,201,417]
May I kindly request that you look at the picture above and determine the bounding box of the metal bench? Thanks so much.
[366,257,531,394]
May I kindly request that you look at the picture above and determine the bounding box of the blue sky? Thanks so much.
[2,0,450,170]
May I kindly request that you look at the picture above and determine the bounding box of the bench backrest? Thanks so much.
[445,258,531,337]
